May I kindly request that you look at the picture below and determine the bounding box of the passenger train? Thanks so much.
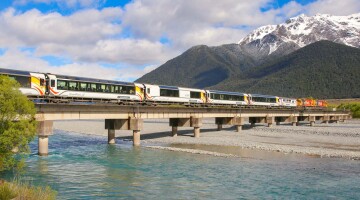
[0,68,323,108]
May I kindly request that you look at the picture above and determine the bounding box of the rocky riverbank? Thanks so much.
[54,119,360,160]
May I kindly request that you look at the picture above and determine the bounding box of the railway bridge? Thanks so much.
[35,104,351,156]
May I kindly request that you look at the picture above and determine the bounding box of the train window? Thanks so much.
[160,89,179,97]
[69,81,78,91]
[253,97,276,103]
[57,80,68,90]
[118,85,135,95]
[97,84,106,92]
[50,80,55,87]
[113,85,119,93]
[147,88,150,94]
[9,75,31,88]
[190,91,201,99]
[104,85,111,93]
[119,86,123,94]
[210,93,243,101]
[110,85,115,93]
[128,86,135,94]
[79,82,87,91]
[90,83,96,92]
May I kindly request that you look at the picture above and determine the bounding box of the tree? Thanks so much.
[0,75,37,171]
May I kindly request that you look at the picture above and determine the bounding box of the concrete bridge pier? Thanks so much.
[170,118,189,137]
[215,117,232,131]
[285,116,297,126]
[171,126,178,137]
[216,117,244,132]
[133,130,141,146]
[105,118,143,146]
[129,118,143,146]
[169,117,202,137]
[217,124,222,131]
[191,117,202,138]
[341,116,346,122]
[321,116,329,124]
[329,116,339,124]
[309,116,316,127]
[193,127,200,138]
[231,117,245,132]
[266,116,274,127]
[249,117,265,128]
[37,120,53,156]
[108,129,115,144]
[105,119,124,144]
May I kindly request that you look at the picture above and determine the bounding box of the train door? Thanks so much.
[200,91,206,103]
[134,83,144,101]
[47,74,58,96]
[244,94,250,105]
[248,94,253,105]
[44,74,50,95]
[29,73,46,96]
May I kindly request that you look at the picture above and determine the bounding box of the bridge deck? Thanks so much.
[35,104,349,121]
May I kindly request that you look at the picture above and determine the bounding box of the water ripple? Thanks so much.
[3,131,360,199]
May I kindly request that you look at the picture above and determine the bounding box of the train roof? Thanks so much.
[54,74,134,86]
[250,94,277,98]
[207,90,246,96]
[158,85,179,90]
[158,85,204,91]
[0,68,31,76]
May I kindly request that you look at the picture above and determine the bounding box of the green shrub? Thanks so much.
[338,103,360,118]
[0,181,17,200]
[0,180,57,200]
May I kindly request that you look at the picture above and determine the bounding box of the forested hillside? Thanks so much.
[212,41,360,98]
[137,41,360,98]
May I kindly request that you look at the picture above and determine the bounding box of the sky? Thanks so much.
[0,0,359,82]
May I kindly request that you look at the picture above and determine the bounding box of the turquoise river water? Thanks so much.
[2,130,360,199]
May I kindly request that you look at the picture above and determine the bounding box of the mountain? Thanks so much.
[238,13,360,58]
[212,41,360,98]
[136,13,360,98]
[137,44,252,88]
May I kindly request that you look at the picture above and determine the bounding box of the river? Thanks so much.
[2,130,360,199]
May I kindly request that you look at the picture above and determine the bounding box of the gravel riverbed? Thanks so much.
[54,118,360,160]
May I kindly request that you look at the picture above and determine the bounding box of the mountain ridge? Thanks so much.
[212,40,360,98]
[136,13,360,98]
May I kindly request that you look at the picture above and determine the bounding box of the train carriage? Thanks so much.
[1,67,325,109]
[143,84,206,104]
[47,74,144,102]
[297,98,317,107]
[279,97,297,107]
[206,90,248,105]
[248,94,279,107]
[0,68,46,97]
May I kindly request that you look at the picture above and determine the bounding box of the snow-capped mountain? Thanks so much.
[238,13,360,55]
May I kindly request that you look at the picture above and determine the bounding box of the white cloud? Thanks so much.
[36,39,175,65]
[0,8,122,46]
[13,0,105,9]
[1,0,359,81]
[0,8,176,65]
[0,48,147,81]
[122,0,274,46]
[177,27,248,47]
[305,0,360,16]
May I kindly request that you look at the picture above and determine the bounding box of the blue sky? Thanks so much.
[0,0,358,81]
